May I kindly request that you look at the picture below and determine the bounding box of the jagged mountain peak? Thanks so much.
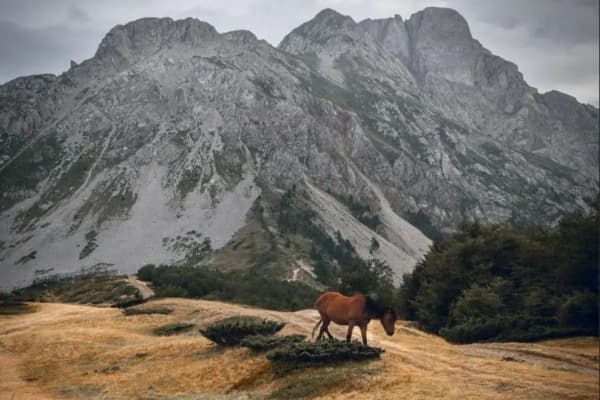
[100,17,218,47]
[312,8,355,25]
[93,17,219,69]
[408,7,472,40]
[358,14,404,28]
[358,14,410,60]
[279,8,359,49]
[221,29,258,43]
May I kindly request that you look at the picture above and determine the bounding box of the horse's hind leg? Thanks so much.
[317,317,331,341]
[311,318,323,340]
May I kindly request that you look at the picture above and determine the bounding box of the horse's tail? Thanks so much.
[311,318,322,339]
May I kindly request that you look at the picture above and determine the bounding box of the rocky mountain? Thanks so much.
[0,8,597,290]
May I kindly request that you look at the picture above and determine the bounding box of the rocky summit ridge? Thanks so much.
[0,8,597,290]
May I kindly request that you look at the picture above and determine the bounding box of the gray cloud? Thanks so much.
[0,19,101,80]
[0,0,597,105]
[450,0,598,44]
[68,5,91,23]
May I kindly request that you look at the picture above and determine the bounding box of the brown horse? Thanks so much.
[311,291,396,345]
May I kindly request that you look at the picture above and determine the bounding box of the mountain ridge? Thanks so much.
[0,7,597,290]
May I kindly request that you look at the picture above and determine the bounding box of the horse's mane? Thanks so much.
[365,296,387,318]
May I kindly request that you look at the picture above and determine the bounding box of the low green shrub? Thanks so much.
[153,322,195,336]
[240,334,306,351]
[111,294,144,308]
[122,306,173,316]
[0,300,36,315]
[439,318,506,343]
[199,316,284,345]
[267,340,383,367]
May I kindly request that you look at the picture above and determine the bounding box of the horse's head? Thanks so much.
[380,308,397,336]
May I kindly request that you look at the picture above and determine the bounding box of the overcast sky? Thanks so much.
[0,0,598,105]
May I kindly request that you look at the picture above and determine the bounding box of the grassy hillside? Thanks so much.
[0,298,598,399]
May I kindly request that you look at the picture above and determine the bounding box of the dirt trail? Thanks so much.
[126,276,155,299]
[0,299,597,400]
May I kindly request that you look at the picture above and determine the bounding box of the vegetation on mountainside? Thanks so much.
[277,186,397,304]
[6,272,140,306]
[399,200,599,343]
[138,184,397,312]
[329,192,382,230]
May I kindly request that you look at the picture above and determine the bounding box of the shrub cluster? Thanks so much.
[0,299,35,315]
[267,340,383,367]
[199,316,284,345]
[399,202,599,343]
[122,306,173,316]
[153,322,195,336]
[199,317,384,368]
[240,334,306,351]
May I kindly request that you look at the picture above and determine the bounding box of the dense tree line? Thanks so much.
[137,264,319,311]
[399,202,599,343]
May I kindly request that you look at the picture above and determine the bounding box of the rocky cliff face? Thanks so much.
[0,8,597,290]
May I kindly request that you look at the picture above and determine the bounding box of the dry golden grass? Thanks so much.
[0,298,597,400]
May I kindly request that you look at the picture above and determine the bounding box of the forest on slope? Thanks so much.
[398,199,599,343]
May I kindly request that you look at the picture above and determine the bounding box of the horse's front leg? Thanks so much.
[322,319,333,340]
[359,324,368,346]
[324,323,333,340]
[346,322,355,342]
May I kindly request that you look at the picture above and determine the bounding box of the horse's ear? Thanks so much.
[367,291,379,302]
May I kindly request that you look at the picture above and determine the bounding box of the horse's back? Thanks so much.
[315,291,366,324]
[315,291,343,309]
